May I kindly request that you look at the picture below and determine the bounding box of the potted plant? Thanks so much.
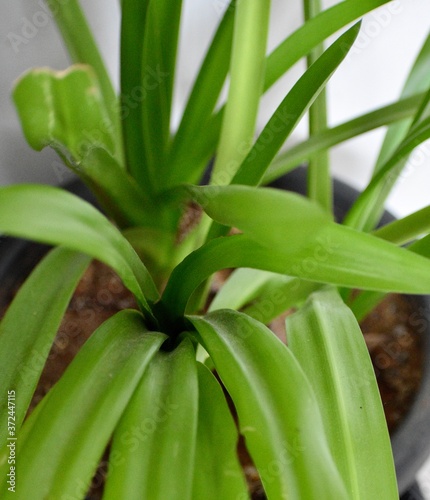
[1,0,430,498]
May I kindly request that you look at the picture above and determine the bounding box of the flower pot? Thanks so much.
[0,175,429,498]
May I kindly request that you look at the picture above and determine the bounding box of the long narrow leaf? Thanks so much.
[0,248,90,448]
[104,337,198,500]
[0,311,166,499]
[0,185,159,314]
[140,0,183,191]
[189,310,348,499]
[231,24,360,187]
[191,363,248,499]
[375,31,430,170]
[211,0,271,185]
[178,0,392,188]
[120,0,151,188]
[264,93,424,184]
[345,112,430,231]
[167,2,235,186]
[373,205,430,245]
[162,186,430,319]
[287,288,397,498]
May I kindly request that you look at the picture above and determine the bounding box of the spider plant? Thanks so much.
[1,0,430,498]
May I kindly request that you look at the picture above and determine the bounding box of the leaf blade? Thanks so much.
[287,288,397,498]
[0,247,91,448]
[0,311,166,499]
[189,310,348,499]
[104,337,198,500]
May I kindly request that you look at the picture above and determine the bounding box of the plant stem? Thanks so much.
[303,0,331,213]
[210,0,271,186]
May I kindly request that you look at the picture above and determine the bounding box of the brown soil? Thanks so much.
[0,260,426,499]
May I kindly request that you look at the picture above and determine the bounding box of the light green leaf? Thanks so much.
[0,247,90,449]
[287,287,398,499]
[264,93,424,184]
[372,204,430,245]
[45,0,120,145]
[211,0,271,186]
[231,23,360,187]
[209,268,284,312]
[189,310,348,499]
[264,0,391,92]
[104,337,198,500]
[191,363,248,499]
[0,185,159,315]
[0,310,166,499]
[168,2,235,187]
[162,186,430,319]
[345,110,430,231]
[14,66,117,163]
[374,31,430,170]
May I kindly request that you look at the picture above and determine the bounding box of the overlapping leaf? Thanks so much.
[190,310,348,499]
[0,311,166,499]
[287,287,397,499]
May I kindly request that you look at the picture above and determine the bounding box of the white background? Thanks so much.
[1,0,430,495]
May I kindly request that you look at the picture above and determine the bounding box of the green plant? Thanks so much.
[1,0,430,498]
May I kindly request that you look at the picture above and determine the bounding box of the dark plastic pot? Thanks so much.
[0,174,429,497]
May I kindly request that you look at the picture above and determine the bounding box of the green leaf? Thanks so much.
[372,204,430,245]
[231,23,360,187]
[287,288,398,498]
[77,148,161,229]
[13,66,117,162]
[189,310,348,499]
[140,0,183,192]
[0,185,159,315]
[209,268,284,312]
[45,0,120,145]
[345,110,430,231]
[167,2,235,187]
[210,0,271,186]
[374,31,430,170]
[303,0,330,211]
[242,278,320,326]
[176,0,391,190]
[120,0,151,188]
[104,337,198,500]
[264,93,425,183]
[191,363,248,499]
[162,186,430,319]
[0,248,90,449]
[0,311,166,499]
[264,0,391,92]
